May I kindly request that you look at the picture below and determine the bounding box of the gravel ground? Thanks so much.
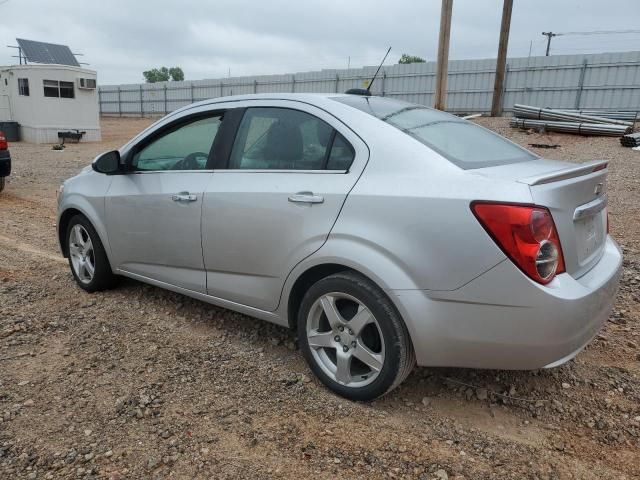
[0,116,638,480]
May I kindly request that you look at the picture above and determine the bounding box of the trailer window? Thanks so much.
[44,80,59,97]
[60,81,75,98]
[43,80,75,99]
[18,78,29,96]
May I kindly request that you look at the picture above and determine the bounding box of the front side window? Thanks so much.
[229,107,352,170]
[18,78,29,96]
[43,80,75,98]
[333,96,536,169]
[132,114,222,171]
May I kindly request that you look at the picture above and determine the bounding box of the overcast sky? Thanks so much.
[1,0,639,85]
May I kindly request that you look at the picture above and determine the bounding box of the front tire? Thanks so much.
[297,271,415,401]
[66,215,118,292]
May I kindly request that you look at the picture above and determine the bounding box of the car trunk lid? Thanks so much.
[474,159,608,278]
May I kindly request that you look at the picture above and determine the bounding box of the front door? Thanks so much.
[202,102,368,311]
[105,113,224,293]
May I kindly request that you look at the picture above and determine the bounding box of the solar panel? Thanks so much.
[16,38,80,67]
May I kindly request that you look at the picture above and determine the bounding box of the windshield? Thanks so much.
[333,96,536,169]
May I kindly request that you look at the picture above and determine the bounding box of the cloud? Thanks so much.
[0,0,638,84]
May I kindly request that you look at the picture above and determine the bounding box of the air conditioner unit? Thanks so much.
[77,78,96,90]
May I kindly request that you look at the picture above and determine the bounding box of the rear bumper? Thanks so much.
[390,235,622,369]
[0,150,10,177]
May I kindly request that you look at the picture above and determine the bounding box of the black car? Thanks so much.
[0,131,10,193]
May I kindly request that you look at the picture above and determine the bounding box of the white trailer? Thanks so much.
[0,64,101,143]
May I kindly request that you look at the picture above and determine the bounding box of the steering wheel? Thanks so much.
[175,151,208,170]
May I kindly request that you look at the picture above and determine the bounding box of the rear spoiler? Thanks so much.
[518,160,608,186]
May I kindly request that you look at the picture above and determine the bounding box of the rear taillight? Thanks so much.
[472,202,565,285]
[0,131,7,150]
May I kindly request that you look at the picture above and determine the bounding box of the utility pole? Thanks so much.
[491,0,513,117]
[542,31,557,56]
[434,0,453,111]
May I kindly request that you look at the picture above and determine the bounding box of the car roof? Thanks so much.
[172,92,352,115]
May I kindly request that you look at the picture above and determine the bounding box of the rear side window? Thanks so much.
[228,107,354,171]
[333,96,535,169]
[327,133,354,170]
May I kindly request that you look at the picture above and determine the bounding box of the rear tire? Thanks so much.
[0,177,5,193]
[66,215,118,292]
[297,271,415,401]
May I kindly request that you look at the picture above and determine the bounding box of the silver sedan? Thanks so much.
[57,93,622,401]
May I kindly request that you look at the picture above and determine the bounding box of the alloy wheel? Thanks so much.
[68,224,95,284]
[306,292,385,387]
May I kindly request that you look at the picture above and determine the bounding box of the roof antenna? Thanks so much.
[367,46,391,92]
[345,46,391,96]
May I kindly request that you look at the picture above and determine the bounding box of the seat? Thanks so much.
[264,121,303,169]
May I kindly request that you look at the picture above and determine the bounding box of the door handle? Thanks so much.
[288,192,324,204]
[171,192,197,202]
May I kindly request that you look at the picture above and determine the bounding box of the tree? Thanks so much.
[168,67,184,82]
[398,54,426,64]
[143,66,184,83]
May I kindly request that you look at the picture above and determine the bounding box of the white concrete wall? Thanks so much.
[0,64,101,142]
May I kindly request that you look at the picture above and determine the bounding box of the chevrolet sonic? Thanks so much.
[57,93,622,400]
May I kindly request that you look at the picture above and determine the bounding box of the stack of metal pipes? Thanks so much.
[556,109,638,123]
[620,132,640,148]
[510,104,634,137]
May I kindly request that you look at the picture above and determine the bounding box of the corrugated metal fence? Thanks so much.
[98,50,640,116]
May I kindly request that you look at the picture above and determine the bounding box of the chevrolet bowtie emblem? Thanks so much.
[594,183,604,195]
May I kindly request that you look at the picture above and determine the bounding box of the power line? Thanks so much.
[557,29,640,36]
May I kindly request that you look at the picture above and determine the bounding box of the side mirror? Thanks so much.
[92,150,121,174]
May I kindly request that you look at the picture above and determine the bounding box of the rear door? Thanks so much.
[201,100,368,311]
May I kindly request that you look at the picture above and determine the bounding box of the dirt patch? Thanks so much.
[0,117,638,479]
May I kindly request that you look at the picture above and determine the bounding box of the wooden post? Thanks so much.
[117,86,121,117]
[381,70,386,97]
[139,85,143,117]
[491,0,513,117]
[574,59,588,109]
[434,0,453,111]
[542,32,556,56]
[163,84,168,114]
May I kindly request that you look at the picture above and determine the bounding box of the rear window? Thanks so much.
[333,96,536,169]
